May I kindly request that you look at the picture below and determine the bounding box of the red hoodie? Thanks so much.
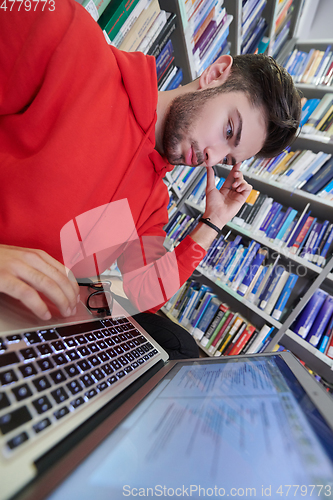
[0,0,206,313]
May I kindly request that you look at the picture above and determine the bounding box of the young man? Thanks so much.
[0,0,301,356]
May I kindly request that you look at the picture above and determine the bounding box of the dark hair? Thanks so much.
[217,54,302,158]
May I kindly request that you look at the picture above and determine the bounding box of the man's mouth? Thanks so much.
[185,145,199,166]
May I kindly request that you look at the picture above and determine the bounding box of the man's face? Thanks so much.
[162,89,267,167]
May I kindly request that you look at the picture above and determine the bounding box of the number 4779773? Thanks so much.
[0,0,55,11]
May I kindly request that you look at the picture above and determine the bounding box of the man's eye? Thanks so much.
[226,122,233,139]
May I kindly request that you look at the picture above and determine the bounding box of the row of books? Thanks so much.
[240,149,333,197]
[187,171,225,208]
[283,44,333,86]
[292,288,333,359]
[300,93,333,141]
[200,234,299,320]
[165,165,199,195]
[234,193,333,266]
[164,211,200,247]
[270,0,295,59]
[182,0,232,76]
[164,280,276,356]
[241,0,268,55]
[84,0,183,91]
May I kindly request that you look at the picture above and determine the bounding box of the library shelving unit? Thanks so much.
[161,35,333,385]
[159,0,306,85]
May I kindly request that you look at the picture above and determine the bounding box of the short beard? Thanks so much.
[162,87,220,165]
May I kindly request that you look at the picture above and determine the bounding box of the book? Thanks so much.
[293,289,328,339]
[306,295,333,347]
[290,215,315,255]
[189,291,215,332]
[302,158,333,195]
[246,324,274,353]
[319,315,333,354]
[223,322,248,355]
[136,10,167,54]
[247,266,268,303]
[83,0,112,20]
[118,0,160,52]
[165,67,183,90]
[285,203,311,249]
[200,303,229,347]
[262,269,290,316]
[237,248,267,297]
[214,316,244,356]
[207,311,235,354]
[230,241,260,291]
[192,296,221,341]
[227,324,256,356]
[233,189,260,227]
[272,273,298,321]
[318,225,333,267]
[98,0,141,38]
[302,94,333,134]
[112,0,151,47]
[147,12,177,58]
[156,39,174,81]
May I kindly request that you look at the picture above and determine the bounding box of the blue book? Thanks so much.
[193,297,221,340]
[237,248,267,296]
[319,225,333,266]
[266,211,284,239]
[302,157,333,194]
[231,241,260,290]
[306,295,333,347]
[228,248,248,283]
[318,313,333,353]
[177,282,201,323]
[296,153,331,188]
[300,98,321,127]
[248,266,268,302]
[272,274,298,321]
[259,265,285,310]
[319,178,333,196]
[293,289,328,339]
[275,208,297,242]
[190,292,215,330]
[201,235,225,268]
[313,45,331,83]
[312,220,330,261]
[259,202,281,234]
[217,235,242,274]
[166,67,183,90]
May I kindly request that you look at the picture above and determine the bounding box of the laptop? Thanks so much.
[1,293,333,500]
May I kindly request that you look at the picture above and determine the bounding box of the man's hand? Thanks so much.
[203,163,252,227]
[190,164,252,251]
[0,245,80,320]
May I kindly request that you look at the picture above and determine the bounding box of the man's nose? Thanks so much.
[203,145,229,167]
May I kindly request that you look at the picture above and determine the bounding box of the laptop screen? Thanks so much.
[46,355,333,500]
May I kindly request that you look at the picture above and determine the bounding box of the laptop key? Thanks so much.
[64,337,77,348]
[19,363,38,378]
[80,374,95,388]
[85,388,97,399]
[49,369,67,384]
[52,353,69,366]
[33,376,51,392]
[97,351,110,363]
[36,344,53,356]
[97,381,108,391]
[20,347,37,360]
[0,352,20,368]
[33,417,52,434]
[77,346,91,357]
[71,397,85,409]
[88,355,100,367]
[91,368,104,381]
[101,363,113,376]
[77,360,91,372]
[107,376,118,385]
[37,358,54,371]
[64,364,80,378]
[117,370,125,379]
[51,340,65,351]
[51,387,69,404]
[7,431,29,450]
[0,406,32,434]
[89,343,99,353]
[0,369,18,385]
[67,349,80,362]
[0,392,11,409]
[12,383,33,401]
[24,332,41,345]
[39,330,58,341]
[67,380,83,395]
[6,334,22,343]
[54,406,69,420]
[32,396,53,414]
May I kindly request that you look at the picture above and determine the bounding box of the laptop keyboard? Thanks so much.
[0,317,159,457]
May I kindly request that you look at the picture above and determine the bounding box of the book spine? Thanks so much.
[207,312,234,354]
[228,324,256,356]
[237,248,267,296]
[259,265,285,310]
[246,325,274,353]
[293,289,328,339]
[200,304,229,347]
[193,298,220,340]
[306,296,333,347]
[272,274,298,321]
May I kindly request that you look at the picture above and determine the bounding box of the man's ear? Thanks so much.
[199,54,233,89]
